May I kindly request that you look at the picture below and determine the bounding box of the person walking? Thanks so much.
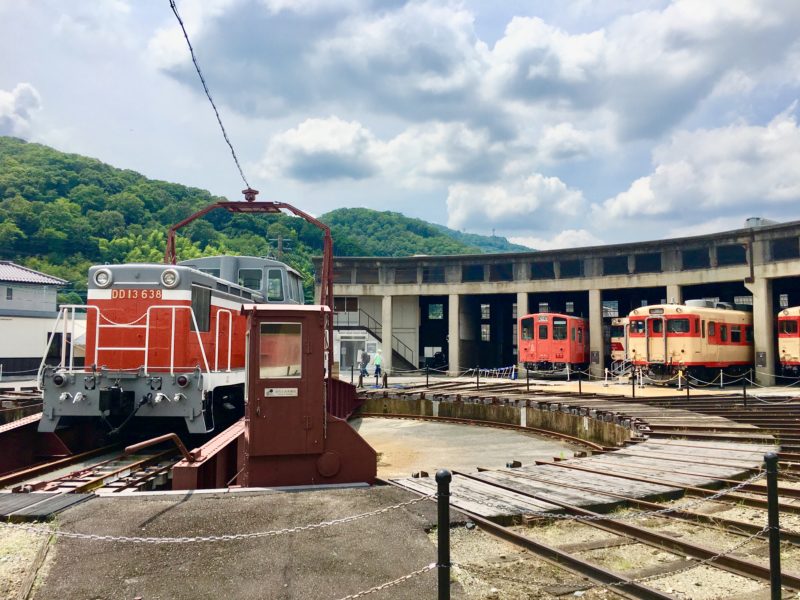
[374,349,383,377]
[359,350,370,378]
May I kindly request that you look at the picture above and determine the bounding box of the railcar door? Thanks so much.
[646,316,666,363]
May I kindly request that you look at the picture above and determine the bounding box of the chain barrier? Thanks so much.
[0,495,433,544]
[0,367,42,375]
[601,523,770,591]
[334,563,436,599]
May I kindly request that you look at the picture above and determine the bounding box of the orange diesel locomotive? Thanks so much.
[518,313,589,373]
[779,306,800,375]
[628,300,753,380]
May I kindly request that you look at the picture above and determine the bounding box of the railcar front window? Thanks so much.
[538,324,548,340]
[630,321,645,334]
[652,320,663,334]
[259,323,301,378]
[610,325,625,338]
[553,318,568,340]
[267,269,284,301]
[780,320,799,335]
[666,318,690,333]
[239,269,262,290]
[521,318,533,340]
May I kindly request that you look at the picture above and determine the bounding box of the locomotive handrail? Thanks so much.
[38,304,99,388]
[214,309,233,372]
[144,305,211,376]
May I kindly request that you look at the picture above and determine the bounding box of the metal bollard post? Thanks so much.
[578,376,582,397]
[677,370,682,391]
[351,363,354,385]
[720,369,724,389]
[436,469,452,600]
[765,452,782,600]
[476,365,480,390]
[631,370,636,398]
[686,378,690,400]
[526,367,530,393]
[426,364,430,388]
[358,374,363,389]
[382,372,388,389]
[743,375,748,408]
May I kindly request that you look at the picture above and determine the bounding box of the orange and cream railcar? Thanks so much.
[38,255,304,434]
[628,300,753,380]
[518,313,589,373]
[779,306,800,374]
[609,317,629,372]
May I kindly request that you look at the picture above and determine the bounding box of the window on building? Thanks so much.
[602,300,619,318]
[238,268,262,290]
[521,318,533,340]
[267,269,284,301]
[781,294,790,308]
[565,301,574,313]
[428,304,444,320]
[512,303,517,319]
[538,302,549,313]
[480,324,491,341]
[6,287,11,301]
[190,285,211,332]
[538,324,548,340]
[481,304,490,320]
[641,300,648,307]
[260,322,302,378]
[734,295,753,306]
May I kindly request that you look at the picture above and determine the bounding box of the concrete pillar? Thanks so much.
[745,277,775,386]
[381,295,393,375]
[553,261,561,279]
[589,288,605,378]
[666,284,682,305]
[627,255,636,274]
[709,246,718,268]
[448,294,461,376]
[516,291,529,371]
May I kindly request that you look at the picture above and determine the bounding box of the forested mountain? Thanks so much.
[0,137,530,302]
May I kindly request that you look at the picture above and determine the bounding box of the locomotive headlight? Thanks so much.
[161,269,180,288]
[176,374,190,388]
[52,373,66,387]
[94,268,113,288]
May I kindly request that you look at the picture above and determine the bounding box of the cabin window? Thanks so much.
[259,322,301,378]
[538,324,548,340]
[702,320,705,338]
[720,325,728,342]
[746,326,753,343]
[731,325,742,343]
[666,319,690,334]
[571,327,576,341]
[780,321,798,335]
[267,269,284,301]
[610,324,625,338]
[708,322,715,338]
[652,320,663,334]
[199,268,221,278]
[190,285,211,332]
[521,318,533,340]
[577,328,583,343]
[694,318,699,334]
[238,268,262,290]
[553,318,568,340]
[630,320,645,334]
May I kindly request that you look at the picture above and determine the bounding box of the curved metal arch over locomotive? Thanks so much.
[39,255,305,434]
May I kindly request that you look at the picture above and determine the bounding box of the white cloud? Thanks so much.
[447,174,585,233]
[600,105,800,219]
[509,229,603,251]
[257,116,378,181]
[0,83,42,137]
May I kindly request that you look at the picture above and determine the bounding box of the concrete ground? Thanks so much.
[32,486,462,600]
[353,417,579,479]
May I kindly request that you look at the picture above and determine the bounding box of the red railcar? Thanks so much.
[518,313,589,372]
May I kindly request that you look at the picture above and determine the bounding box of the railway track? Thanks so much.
[369,377,800,598]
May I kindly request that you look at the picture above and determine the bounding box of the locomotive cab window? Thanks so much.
[553,318,568,340]
[239,268,263,290]
[521,318,533,340]
[666,318,690,333]
[190,285,211,332]
[267,269,284,302]
[259,322,302,378]
[538,324,548,340]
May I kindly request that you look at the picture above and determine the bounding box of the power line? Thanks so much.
[168,0,251,189]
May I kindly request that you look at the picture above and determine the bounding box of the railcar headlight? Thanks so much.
[94,268,113,288]
[161,269,180,288]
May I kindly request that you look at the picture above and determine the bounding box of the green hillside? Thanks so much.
[0,137,530,302]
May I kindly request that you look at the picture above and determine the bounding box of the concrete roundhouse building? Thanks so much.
[315,219,800,385]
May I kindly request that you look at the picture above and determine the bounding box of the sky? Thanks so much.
[1,0,800,250]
